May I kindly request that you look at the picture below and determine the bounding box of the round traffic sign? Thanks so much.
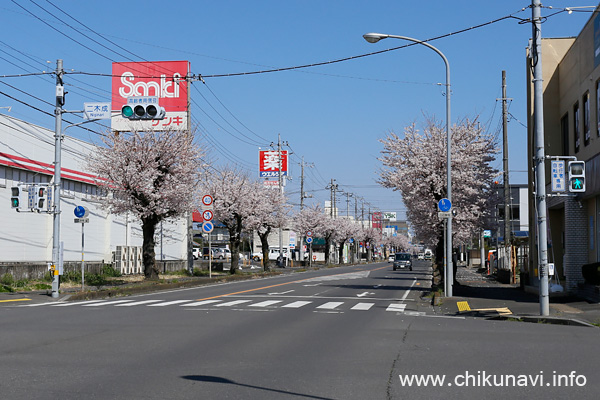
[313,255,317,261]
[202,194,213,207]
[306,231,313,237]
[202,209,214,221]
[74,205,88,218]
[306,237,313,244]
[202,221,214,233]
[438,198,452,212]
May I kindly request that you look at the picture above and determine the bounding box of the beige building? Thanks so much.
[527,7,600,296]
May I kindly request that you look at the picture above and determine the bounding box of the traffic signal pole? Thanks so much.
[531,1,550,316]
[51,59,64,298]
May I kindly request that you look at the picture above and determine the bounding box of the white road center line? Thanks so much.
[400,278,418,302]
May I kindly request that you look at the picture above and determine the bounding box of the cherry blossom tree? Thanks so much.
[88,130,204,279]
[202,167,264,274]
[246,185,291,271]
[379,116,498,260]
[333,218,360,264]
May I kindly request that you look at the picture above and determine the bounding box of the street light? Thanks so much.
[363,32,453,296]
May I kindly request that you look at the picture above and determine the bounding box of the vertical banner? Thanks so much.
[111,61,189,131]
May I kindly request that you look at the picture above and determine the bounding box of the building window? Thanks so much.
[584,92,590,146]
[561,113,569,155]
[574,102,580,153]
[597,80,600,137]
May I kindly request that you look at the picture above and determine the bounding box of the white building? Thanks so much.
[0,114,187,272]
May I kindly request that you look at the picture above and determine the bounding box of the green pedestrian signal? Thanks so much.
[568,160,586,193]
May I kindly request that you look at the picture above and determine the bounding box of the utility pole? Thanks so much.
[298,156,313,262]
[51,59,64,299]
[276,134,284,266]
[502,70,512,282]
[532,0,550,316]
[327,179,337,218]
[345,192,352,217]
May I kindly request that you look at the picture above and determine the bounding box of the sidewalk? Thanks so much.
[437,266,600,326]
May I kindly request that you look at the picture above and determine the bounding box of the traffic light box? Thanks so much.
[568,161,586,193]
[34,186,47,211]
[11,186,23,211]
[121,96,165,120]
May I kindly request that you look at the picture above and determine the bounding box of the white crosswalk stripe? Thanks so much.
[386,303,407,312]
[316,302,344,310]
[182,300,222,307]
[249,300,283,308]
[114,300,163,307]
[351,303,374,311]
[148,300,196,307]
[82,300,134,307]
[216,300,252,307]
[281,301,312,308]
[52,300,106,307]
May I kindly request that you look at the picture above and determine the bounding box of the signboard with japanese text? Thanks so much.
[372,212,382,229]
[259,150,288,178]
[551,160,566,192]
[111,61,189,131]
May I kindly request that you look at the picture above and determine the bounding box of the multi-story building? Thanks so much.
[526,8,600,294]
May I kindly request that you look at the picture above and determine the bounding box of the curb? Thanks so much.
[486,314,597,328]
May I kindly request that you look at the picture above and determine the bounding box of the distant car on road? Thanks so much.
[417,253,424,260]
[192,248,201,260]
[388,255,394,263]
[393,253,413,271]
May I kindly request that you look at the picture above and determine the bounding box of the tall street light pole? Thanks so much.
[363,33,453,296]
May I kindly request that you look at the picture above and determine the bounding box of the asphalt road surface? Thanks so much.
[1,260,598,399]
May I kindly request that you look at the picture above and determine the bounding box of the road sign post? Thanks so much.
[74,206,89,291]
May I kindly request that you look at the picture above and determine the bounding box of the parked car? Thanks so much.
[388,255,394,263]
[268,247,288,261]
[213,248,232,260]
[202,247,214,260]
[393,253,413,271]
[192,248,201,260]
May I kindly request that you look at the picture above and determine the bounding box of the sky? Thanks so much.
[0,0,595,222]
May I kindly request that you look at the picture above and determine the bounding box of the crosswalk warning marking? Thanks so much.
[82,300,134,307]
[386,303,407,312]
[148,300,195,307]
[114,300,163,307]
[52,300,106,307]
[183,299,222,307]
[216,300,252,307]
[457,301,471,312]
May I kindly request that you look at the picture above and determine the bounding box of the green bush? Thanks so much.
[85,274,106,287]
[43,271,53,282]
[102,265,122,277]
[1,273,14,286]
[192,268,210,277]
[63,270,82,283]
[15,279,29,288]
[34,283,52,290]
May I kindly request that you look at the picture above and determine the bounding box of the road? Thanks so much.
[1,260,598,399]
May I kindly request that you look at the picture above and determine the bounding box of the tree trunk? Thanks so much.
[338,240,346,264]
[227,215,243,274]
[141,216,160,280]
[258,229,272,272]
[325,236,331,264]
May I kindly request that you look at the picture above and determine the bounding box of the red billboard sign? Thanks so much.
[259,150,288,178]
[111,61,189,131]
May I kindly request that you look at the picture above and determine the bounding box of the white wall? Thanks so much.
[0,114,187,263]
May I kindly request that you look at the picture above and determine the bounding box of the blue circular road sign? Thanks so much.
[74,206,88,218]
[438,198,452,212]
[306,237,313,244]
[202,221,214,233]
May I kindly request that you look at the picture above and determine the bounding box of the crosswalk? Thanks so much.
[19,298,411,313]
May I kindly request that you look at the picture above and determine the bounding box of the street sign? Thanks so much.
[202,209,214,221]
[438,211,452,220]
[74,218,89,224]
[84,102,111,120]
[551,160,566,192]
[483,230,492,238]
[438,198,452,212]
[74,206,89,218]
[306,231,313,237]
[202,221,214,234]
[202,195,214,207]
[306,237,313,244]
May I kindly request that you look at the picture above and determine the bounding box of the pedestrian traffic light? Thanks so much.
[121,96,165,120]
[568,160,586,193]
[11,186,23,211]
[34,186,47,211]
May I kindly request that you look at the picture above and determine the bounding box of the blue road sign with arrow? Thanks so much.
[438,198,452,212]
